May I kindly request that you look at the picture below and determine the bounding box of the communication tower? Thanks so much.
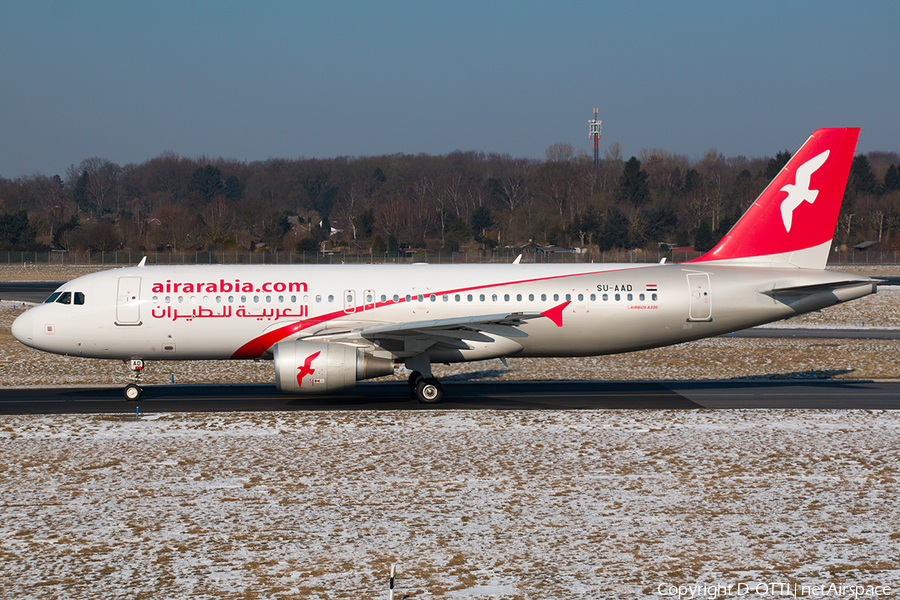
[589,107,602,169]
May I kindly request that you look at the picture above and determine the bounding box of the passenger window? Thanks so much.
[615,293,621,301]
[652,293,658,301]
[253,295,260,303]
[216,296,222,304]
[541,294,547,301]
[553,294,559,301]
[178,296,184,304]
[405,294,411,303]
[430,295,436,302]
[328,295,335,303]
[278,295,284,303]
[166,296,171,304]
[291,295,297,303]
[467,294,473,302]
[228,296,234,303]
[443,295,448,302]
[418,294,424,302]
[315,295,322,303]
[590,294,596,301]
[639,293,645,301]
[528,294,534,301]
[492,294,498,302]
[504,294,510,301]
[455,294,461,302]
[393,294,399,303]
[565,294,571,301]
[577,294,583,301]
[366,294,373,303]
[56,291,71,305]
[479,294,485,301]
[381,295,387,302]
[242,295,248,303]
[627,293,633,301]
[602,293,608,301]
[152,295,159,303]
[516,294,522,301]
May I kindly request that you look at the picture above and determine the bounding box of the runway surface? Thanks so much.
[1,380,898,414]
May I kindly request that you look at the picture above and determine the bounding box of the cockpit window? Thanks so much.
[52,291,84,305]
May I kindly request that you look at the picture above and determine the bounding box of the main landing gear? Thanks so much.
[407,370,444,404]
[123,359,144,401]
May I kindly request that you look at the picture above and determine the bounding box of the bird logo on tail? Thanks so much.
[780,150,829,232]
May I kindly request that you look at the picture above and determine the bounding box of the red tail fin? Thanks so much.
[691,128,859,268]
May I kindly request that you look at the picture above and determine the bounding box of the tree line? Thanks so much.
[2,142,899,254]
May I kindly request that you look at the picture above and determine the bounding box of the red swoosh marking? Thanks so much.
[230,266,653,358]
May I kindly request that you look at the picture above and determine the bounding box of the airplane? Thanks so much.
[11,128,876,403]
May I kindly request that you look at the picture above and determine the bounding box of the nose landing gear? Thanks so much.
[123,359,144,400]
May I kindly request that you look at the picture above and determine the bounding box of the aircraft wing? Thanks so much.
[319,311,544,354]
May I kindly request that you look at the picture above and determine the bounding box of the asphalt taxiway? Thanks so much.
[1,380,898,414]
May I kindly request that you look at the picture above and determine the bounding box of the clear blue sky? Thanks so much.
[2,1,898,178]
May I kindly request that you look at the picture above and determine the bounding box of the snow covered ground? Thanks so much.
[1,410,898,599]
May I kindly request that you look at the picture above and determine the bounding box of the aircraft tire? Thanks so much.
[408,370,423,391]
[124,384,142,401]
[416,378,443,404]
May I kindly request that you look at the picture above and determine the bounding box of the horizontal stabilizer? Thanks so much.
[759,279,877,296]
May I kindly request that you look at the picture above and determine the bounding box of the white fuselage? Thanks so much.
[12,262,876,363]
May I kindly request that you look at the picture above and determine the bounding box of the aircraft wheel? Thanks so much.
[416,378,443,404]
[124,384,143,401]
[407,370,424,391]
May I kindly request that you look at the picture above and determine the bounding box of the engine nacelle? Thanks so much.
[273,341,395,394]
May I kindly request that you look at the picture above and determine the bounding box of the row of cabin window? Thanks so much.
[153,295,300,305]
[356,292,658,303]
[151,292,661,305]
[45,291,85,305]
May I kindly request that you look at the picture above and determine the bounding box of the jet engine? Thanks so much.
[273,340,395,394]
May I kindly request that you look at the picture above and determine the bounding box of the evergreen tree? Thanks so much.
[765,151,792,180]
[0,211,38,250]
[387,234,399,256]
[188,165,224,201]
[223,175,242,200]
[371,233,387,255]
[599,209,630,250]
[470,205,494,239]
[616,157,650,205]
[884,165,900,193]
[849,155,878,195]
[359,207,376,238]
[694,221,716,253]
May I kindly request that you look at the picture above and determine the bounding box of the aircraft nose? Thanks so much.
[11,309,34,345]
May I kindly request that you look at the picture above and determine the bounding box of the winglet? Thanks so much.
[513,254,522,264]
[138,256,147,267]
[540,301,571,327]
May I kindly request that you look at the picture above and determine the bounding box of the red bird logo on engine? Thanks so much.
[296,351,321,387]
